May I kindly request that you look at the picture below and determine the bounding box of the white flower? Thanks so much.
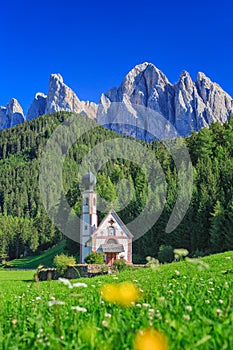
[225,256,231,260]
[219,299,224,304]
[113,277,118,280]
[102,320,108,327]
[136,303,142,308]
[133,279,138,283]
[72,282,88,288]
[148,309,155,317]
[205,300,210,304]
[183,314,190,321]
[48,300,65,307]
[36,296,41,300]
[158,296,166,303]
[58,278,73,289]
[175,270,180,276]
[185,305,192,312]
[216,309,222,315]
[142,303,150,308]
[71,306,87,312]
[105,313,112,318]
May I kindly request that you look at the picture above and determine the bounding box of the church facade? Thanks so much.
[80,171,133,264]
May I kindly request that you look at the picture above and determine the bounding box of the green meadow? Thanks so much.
[1,251,233,350]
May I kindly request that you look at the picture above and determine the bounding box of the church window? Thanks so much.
[85,197,89,206]
[85,225,88,230]
[93,197,96,206]
[108,227,115,236]
[108,238,117,244]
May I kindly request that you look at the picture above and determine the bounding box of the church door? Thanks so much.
[106,253,116,265]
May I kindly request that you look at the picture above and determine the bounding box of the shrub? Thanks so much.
[84,252,104,264]
[53,253,76,275]
[113,258,126,271]
[158,245,174,264]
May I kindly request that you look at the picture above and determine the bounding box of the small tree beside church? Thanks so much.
[84,252,104,264]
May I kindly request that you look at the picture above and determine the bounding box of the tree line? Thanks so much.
[0,111,232,262]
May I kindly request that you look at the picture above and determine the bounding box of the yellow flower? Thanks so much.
[101,282,140,306]
[134,328,168,350]
[100,284,119,303]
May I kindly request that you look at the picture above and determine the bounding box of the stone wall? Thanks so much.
[37,264,108,281]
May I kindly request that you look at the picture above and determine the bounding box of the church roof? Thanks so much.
[101,243,125,253]
[92,208,134,239]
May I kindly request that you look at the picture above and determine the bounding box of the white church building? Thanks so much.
[80,171,133,265]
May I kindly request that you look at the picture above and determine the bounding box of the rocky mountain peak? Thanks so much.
[0,98,25,129]
[26,92,47,120]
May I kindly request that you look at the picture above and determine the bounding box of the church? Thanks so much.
[80,171,133,265]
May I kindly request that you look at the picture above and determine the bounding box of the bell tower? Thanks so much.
[80,170,98,263]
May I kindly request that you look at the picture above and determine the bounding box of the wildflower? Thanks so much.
[148,309,155,319]
[225,256,231,260]
[71,306,87,312]
[136,303,142,308]
[113,277,119,280]
[205,300,210,304]
[216,309,223,315]
[225,282,229,288]
[158,296,166,303]
[219,299,224,304]
[12,319,17,325]
[105,312,112,318]
[72,282,88,288]
[36,296,41,300]
[183,314,190,321]
[142,303,150,308]
[102,320,108,327]
[47,300,65,307]
[185,305,192,312]
[101,282,140,306]
[134,328,168,350]
[175,270,180,276]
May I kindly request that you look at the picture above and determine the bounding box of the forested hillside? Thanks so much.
[0,111,233,262]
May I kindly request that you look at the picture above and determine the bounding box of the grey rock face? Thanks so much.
[26,92,47,120]
[0,99,25,129]
[98,63,233,138]
[0,64,232,137]
[45,74,97,119]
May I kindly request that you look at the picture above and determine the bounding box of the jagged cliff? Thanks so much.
[97,62,233,137]
[0,63,232,138]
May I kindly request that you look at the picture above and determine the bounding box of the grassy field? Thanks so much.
[9,241,66,269]
[0,251,233,349]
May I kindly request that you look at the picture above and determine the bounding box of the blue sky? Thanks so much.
[0,0,232,113]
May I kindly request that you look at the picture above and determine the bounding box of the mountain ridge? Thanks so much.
[1,63,232,138]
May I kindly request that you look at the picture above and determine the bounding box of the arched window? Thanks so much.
[107,238,117,244]
[85,197,89,206]
[93,197,96,206]
[108,227,115,236]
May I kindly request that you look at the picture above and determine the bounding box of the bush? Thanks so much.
[158,245,174,264]
[84,252,104,264]
[53,253,76,275]
[113,258,126,271]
